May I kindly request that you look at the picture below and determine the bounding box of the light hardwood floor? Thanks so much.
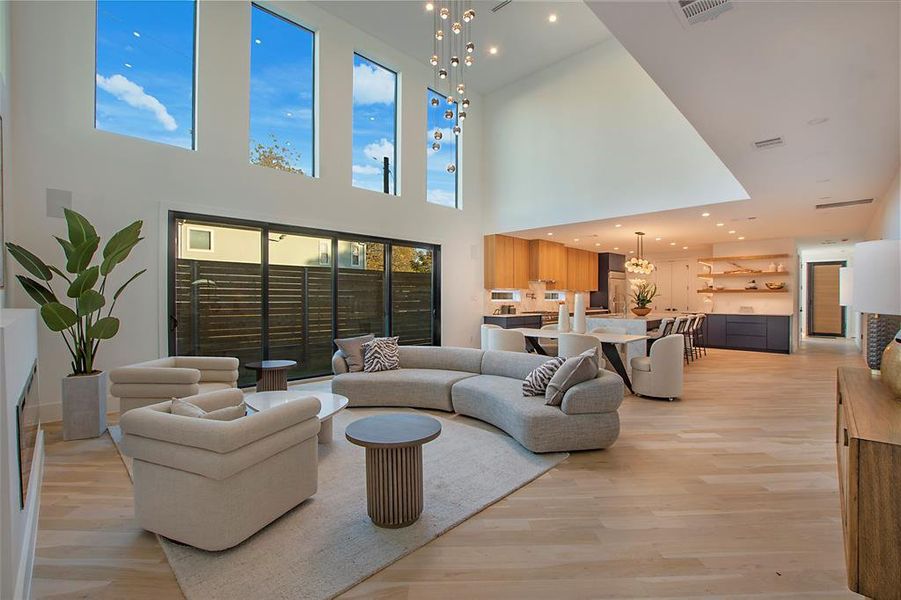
[32,340,863,599]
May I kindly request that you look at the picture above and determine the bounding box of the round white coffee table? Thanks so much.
[244,391,349,444]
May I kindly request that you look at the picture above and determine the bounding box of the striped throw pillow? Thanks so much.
[522,357,566,396]
[362,336,400,373]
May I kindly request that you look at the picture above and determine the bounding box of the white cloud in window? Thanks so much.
[353,62,395,105]
[363,138,394,162]
[352,164,381,175]
[96,73,178,131]
[428,188,456,206]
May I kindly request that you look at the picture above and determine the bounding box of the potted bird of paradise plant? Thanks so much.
[629,279,658,317]
[6,209,144,440]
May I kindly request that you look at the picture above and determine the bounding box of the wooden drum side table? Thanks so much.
[245,360,297,392]
[345,414,441,528]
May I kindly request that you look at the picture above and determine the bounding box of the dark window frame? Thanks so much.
[352,52,399,196]
[167,210,441,383]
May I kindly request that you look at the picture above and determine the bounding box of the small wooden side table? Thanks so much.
[245,360,296,392]
[345,414,441,528]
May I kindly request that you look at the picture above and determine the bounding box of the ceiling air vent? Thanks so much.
[676,0,732,25]
[491,0,512,13]
[753,136,785,150]
[815,198,874,210]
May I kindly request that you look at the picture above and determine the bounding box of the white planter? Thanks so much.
[557,304,571,332]
[61,371,108,441]
[573,294,587,334]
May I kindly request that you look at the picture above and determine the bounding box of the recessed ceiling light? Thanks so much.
[489,46,498,55]
[613,247,619,250]
[738,236,745,240]
[701,212,710,217]
[546,232,553,236]
[655,237,662,241]
[669,242,676,246]
[629,250,635,254]
[255,39,262,44]
[614,224,622,228]
[716,223,724,227]
[573,238,580,242]
[682,246,688,250]
[425,2,434,10]
[595,243,601,247]
[728,230,736,234]
[548,13,557,23]
[807,117,829,126]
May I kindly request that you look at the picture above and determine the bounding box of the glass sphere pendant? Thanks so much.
[450,56,459,67]
[461,98,470,108]
[463,9,475,22]
[464,55,473,67]
[446,163,456,174]
[435,29,443,40]
[432,142,440,151]
[439,7,449,19]
[444,109,454,120]
[465,42,474,54]
[438,68,447,79]
[433,129,443,140]
[429,54,438,66]
[453,125,461,135]
[452,22,462,34]
[430,96,440,107]
[458,111,466,121]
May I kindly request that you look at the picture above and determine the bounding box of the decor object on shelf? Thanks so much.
[427,1,475,140]
[724,262,761,274]
[625,232,655,274]
[768,262,776,272]
[744,279,758,290]
[629,278,657,316]
[572,293,587,333]
[881,329,901,398]
[852,239,901,371]
[557,302,571,332]
[764,281,785,290]
[6,209,144,440]
[777,263,785,272]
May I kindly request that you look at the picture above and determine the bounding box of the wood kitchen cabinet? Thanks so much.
[485,234,530,290]
[530,239,567,289]
[565,248,600,291]
[835,368,900,599]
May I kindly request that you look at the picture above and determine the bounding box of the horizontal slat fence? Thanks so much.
[175,259,433,385]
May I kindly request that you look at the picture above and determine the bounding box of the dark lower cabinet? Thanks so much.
[702,314,791,354]
[483,315,543,329]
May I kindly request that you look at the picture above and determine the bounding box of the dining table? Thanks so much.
[512,327,649,393]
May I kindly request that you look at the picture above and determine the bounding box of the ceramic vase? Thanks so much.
[61,371,108,441]
[573,294,587,334]
[557,304,571,332]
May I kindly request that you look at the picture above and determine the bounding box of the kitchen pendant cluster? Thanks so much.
[625,232,655,275]
[427,1,473,174]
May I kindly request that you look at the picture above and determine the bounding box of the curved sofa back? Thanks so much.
[398,346,484,373]
[481,350,556,380]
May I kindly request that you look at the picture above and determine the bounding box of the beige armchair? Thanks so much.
[110,356,239,414]
[120,389,320,551]
[630,334,684,401]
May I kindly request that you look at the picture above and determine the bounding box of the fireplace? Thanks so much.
[16,361,39,509]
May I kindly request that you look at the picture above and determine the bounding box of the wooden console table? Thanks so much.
[835,367,900,599]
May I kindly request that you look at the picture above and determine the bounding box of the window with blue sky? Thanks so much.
[95,0,196,149]
[352,54,397,195]
[249,5,315,175]
[426,89,458,208]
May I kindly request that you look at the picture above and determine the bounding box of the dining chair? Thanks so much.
[589,326,626,371]
[480,324,501,350]
[558,333,601,362]
[488,328,527,353]
[646,317,674,354]
[693,314,707,357]
[671,317,689,364]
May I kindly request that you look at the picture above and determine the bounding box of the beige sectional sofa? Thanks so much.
[120,389,320,551]
[332,346,623,453]
[110,356,240,414]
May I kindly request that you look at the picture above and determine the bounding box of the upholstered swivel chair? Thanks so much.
[630,334,684,400]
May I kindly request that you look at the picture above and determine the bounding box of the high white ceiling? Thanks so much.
[586,0,900,245]
[312,0,613,93]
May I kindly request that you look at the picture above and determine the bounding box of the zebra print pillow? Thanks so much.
[522,356,566,396]
[362,336,400,373]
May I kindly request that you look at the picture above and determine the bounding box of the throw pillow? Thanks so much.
[545,348,599,406]
[335,334,375,372]
[523,356,566,396]
[171,398,246,421]
[362,336,400,373]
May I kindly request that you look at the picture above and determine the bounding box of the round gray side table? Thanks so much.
[345,414,441,528]
[245,360,296,392]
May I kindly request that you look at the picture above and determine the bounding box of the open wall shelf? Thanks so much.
[697,288,790,294]
[697,271,790,278]
[696,253,791,263]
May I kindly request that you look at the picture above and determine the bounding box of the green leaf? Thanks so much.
[100,237,142,275]
[63,208,97,247]
[54,236,75,260]
[47,265,72,283]
[16,275,57,306]
[40,302,78,332]
[76,289,105,316]
[113,269,146,300]
[103,221,142,259]
[67,265,99,298]
[87,316,119,340]
[6,243,51,280]
[65,236,100,274]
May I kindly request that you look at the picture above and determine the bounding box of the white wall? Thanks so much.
[480,38,748,234]
[7,0,485,415]
[0,0,10,310]
[865,168,900,241]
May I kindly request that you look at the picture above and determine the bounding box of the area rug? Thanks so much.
[115,407,567,600]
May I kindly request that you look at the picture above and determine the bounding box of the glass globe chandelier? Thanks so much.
[427,1,476,147]
[625,232,655,275]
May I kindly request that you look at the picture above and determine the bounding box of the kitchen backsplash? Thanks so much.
[485,282,589,315]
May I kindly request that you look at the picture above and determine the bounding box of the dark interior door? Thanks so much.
[807,261,845,337]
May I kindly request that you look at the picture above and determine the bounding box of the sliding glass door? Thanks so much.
[169,212,440,385]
